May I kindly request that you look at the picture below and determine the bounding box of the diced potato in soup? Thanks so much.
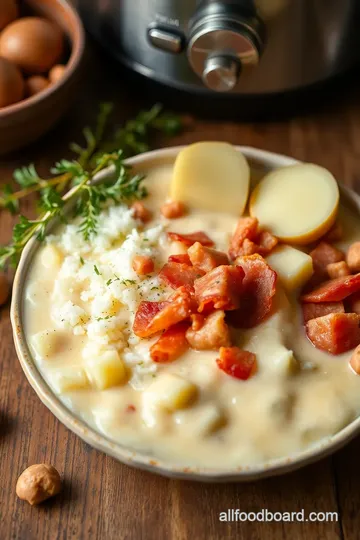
[23,145,360,469]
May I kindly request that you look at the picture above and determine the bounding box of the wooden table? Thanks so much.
[1,44,360,540]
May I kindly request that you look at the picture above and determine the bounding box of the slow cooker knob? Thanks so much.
[188,7,265,93]
[202,55,241,92]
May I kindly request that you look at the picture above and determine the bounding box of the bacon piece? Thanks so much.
[133,301,169,337]
[194,265,244,313]
[257,230,278,255]
[133,288,193,338]
[216,347,257,380]
[168,253,192,265]
[161,201,186,219]
[150,322,189,362]
[302,301,344,323]
[310,242,344,278]
[327,261,350,279]
[346,242,360,273]
[229,217,259,260]
[131,201,152,223]
[350,344,360,374]
[158,262,204,291]
[189,313,205,331]
[168,231,214,247]
[132,255,154,276]
[306,313,360,355]
[229,254,277,328]
[235,238,258,257]
[301,273,360,303]
[346,292,360,315]
[186,311,231,350]
[188,242,229,273]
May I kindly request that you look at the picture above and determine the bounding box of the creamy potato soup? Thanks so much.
[23,146,360,469]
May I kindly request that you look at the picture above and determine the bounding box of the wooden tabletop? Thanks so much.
[1,44,360,540]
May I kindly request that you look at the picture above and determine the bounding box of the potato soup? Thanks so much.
[23,144,360,469]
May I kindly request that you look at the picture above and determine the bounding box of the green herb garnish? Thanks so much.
[0,103,182,270]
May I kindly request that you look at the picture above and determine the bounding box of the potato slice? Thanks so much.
[266,245,313,291]
[171,142,250,215]
[250,164,339,244]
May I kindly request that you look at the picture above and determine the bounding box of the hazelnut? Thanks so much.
[16,464,61,505]
[0,273,10,306]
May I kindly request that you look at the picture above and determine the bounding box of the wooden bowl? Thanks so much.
[10,146,360,481]
[0,0,85,155]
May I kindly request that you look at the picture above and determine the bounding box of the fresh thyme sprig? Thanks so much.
[0,103,183,269]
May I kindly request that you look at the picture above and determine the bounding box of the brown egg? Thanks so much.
[0,0,18,31]
[49,64,66,84]
[25,75,49,97]
[0,17,64,74]
[0,56,24,108]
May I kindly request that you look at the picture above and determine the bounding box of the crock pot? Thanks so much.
[75,0,360,96]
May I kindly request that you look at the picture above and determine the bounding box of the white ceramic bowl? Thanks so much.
[11,146,360,482]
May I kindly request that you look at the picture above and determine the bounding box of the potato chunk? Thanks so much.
[171,142,250,215]
[144,374,197,411]
[85,350,127,390]
[267,245,313,291]
[192,403,226,435]
[51,367,90,393]
[31,330,67,359]
[250,164,339,244]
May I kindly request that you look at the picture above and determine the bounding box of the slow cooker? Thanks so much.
[75,0,360,96]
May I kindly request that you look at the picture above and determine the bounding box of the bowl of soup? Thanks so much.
[10,144,360,481]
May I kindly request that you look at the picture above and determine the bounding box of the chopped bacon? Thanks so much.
[301,273,360,303]
[161,201,186,219]
[235,238,258,257]
[189,313,205,331]
[229,217,259,260]
[346,292,360,315]
[131,201,152,223]
[158,262,204,291]
[346,241,360,273]
[168,253,192,265]
[302,301,344,323]
[150,322,189,362]
[125,404,136,413]
[216,347,257,380]
[306,312,360,355]
[188,242,229,273]
[132,255,154,276]
[229,217,278,259]
[186,311,231,350]
[168,231,214,247]
[229,254,277,328]
[133,287,193,338]
[310,242,344,278]
[194,265,244,313]
[327,261,350,279]
[257,230,278,255]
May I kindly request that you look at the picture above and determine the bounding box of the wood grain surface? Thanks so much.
[1,43,360,540]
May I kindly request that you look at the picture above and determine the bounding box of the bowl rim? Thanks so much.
[10,145,360,482]
[0,0,85,119]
